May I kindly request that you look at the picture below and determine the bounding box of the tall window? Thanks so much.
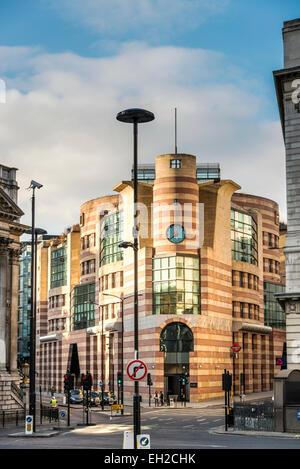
[231,209,258,265]
[264,281,285,329]
[51,246,67,288]
[100,212,123,266]
[72,282,95,330]
[153,256,200,315]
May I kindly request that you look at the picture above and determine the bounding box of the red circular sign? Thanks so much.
[127,360,147,381]
[231,343,241,353]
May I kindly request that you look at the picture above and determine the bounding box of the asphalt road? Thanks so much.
[1,405,300,451]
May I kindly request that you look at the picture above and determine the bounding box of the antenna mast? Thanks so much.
[175,107,178,154]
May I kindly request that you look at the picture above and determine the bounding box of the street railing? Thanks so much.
[1,409,25,428]
[233,400,274,431]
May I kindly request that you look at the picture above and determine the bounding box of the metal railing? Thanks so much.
[11,382,25,404]
[1,409,25,428]
[40,405,59,423]
[233,401,274,432]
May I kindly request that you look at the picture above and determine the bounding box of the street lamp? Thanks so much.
[116,107,155,449]
[26,180,43,432]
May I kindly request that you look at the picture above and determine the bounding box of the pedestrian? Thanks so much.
[160,391,164,406]
[154,391,159,407]
[50,395,57,408]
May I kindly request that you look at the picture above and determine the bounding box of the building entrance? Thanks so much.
[160,322,194,403]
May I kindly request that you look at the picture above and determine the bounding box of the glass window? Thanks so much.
[51,246,67,288]
[100,211,123,266]
[170,159,181,169]
[231,209,258,265]
[264,281,285,329]
[153,256,200,315]
[160,322,194,352]
[72,282,95,331]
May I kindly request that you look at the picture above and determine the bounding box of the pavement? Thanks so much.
[211,425,300,439]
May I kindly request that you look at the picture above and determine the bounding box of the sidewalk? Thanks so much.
[136,390,274,409]
[211,425,300,439]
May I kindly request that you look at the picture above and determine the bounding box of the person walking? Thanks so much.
[154,391,159,407]
[160,391,164,407]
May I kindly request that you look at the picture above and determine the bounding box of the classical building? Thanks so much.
[273,18,300,433]
[0,165,28,410]
[35,154,286,402]
[274,18,300,369]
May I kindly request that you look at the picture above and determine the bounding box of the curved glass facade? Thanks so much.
[231,209,258,265]
[153,256,200,315]
[264,281,285,329]
[100,211,123,266]
[72,282,95,331]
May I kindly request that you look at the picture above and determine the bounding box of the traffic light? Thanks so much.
[222,372,232,391]
[147,373,152,386]
[64,373,74,391]
[81,372,92,391]
[181,376,186,386]
[117,371,122,387]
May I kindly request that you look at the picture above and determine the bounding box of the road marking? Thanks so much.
[197,418,206,422]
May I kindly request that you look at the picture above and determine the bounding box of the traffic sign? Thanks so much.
[231,343,241,353]
[25,415,33,435]
[137,434,151,449]
[127,360,147,381]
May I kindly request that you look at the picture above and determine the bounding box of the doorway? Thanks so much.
[160,322,194,403]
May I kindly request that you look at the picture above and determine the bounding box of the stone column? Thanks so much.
[8,248,20,373]
[253,334,262,392]
[0,249,7,371]
[244,333,253,393]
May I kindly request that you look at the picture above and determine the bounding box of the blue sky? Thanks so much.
[0,0,297,231]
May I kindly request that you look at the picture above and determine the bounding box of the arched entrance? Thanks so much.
[160,322,194,402]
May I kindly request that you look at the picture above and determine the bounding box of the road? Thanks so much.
[1,405,300,450]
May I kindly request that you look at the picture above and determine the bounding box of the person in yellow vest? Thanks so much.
[50,395,57,408]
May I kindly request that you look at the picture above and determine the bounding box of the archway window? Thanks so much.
[160,322,194,353]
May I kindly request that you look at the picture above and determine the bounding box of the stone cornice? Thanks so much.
[273,66,300,138]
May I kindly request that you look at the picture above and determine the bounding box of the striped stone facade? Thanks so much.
[36,153,286,402]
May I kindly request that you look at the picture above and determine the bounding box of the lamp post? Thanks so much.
[102,291,142,416]
[103,292,124,415]
[116,108,155,449]
[27,180,43,432]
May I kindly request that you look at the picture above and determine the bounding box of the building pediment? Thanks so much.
[0,187,24,221]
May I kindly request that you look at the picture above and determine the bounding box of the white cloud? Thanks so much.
[43,0,230,39]
[0,42,286,236]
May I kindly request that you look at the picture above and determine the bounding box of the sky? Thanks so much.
[0,0,299,235]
